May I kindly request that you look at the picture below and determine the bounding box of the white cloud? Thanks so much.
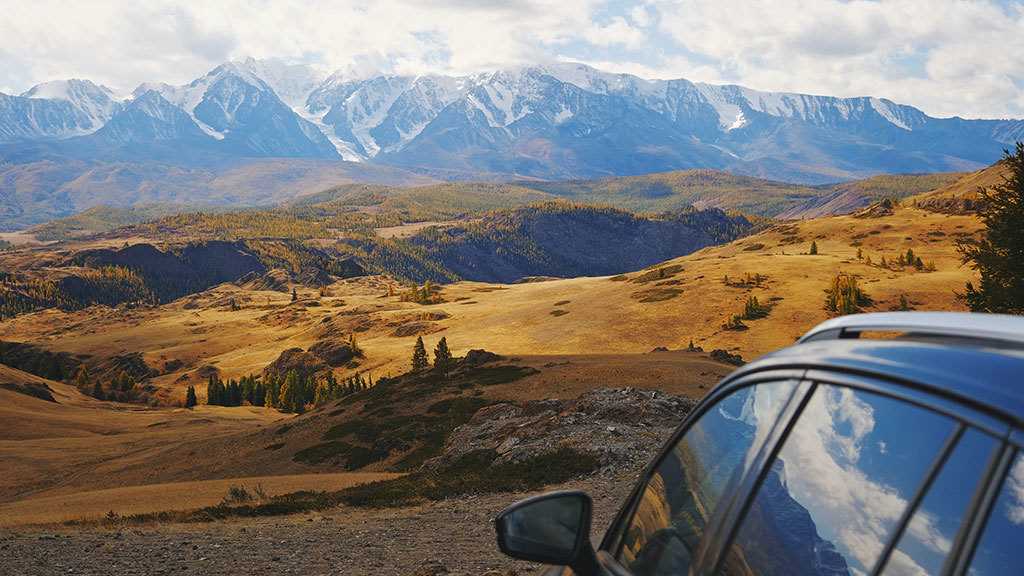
[652,0,1024,118]
[0,0,1022,118]
[584,17,646,48]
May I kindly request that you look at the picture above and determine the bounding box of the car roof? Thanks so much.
[730,338,1024,428]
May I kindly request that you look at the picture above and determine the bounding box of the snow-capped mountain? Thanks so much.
[1,59,1022,183]
[0,79,120,140]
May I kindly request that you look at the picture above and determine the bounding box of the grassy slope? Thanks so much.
[910,163,1009,212]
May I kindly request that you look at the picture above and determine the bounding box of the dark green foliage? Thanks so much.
[407,202,753,283]
[809,241,818,255]
[0,341,82,382]
[292,441,383,469]
[0,266,155,320]
[741,296,772,320]
[710,349,746,366]
[339,448,601,508]
[958,143,1024,313]
[185,385,198,408]
[433,337,452,376]
[411,336,429,373]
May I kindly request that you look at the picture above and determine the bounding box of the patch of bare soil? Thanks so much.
[0,456,652,576]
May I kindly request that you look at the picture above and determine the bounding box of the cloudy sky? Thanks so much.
[2,0,1023,118]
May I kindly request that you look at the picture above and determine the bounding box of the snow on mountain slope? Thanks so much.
[0,79,120,140]
[3,60,1023,183]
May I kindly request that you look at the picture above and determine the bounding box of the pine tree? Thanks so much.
[433,337,452,376]
[291,287,298,302]
[895,294,913,311]
[91,379,105,401]
[958,143,1024,313]
[411,336,429,373]
[185,385,198,408]
[809,241,818,255]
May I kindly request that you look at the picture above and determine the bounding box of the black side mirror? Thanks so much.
[495,491,599,575]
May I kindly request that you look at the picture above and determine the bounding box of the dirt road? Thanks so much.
[0,468,641,576]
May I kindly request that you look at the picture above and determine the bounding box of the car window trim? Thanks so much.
[946,444,1018,576]
[598,368,808,557]
[696,380,817,576]
[870,424,965,576]
[803,368,1011,440]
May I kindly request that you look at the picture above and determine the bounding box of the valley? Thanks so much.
[0,164,995,575]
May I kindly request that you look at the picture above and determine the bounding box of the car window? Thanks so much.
[967,451,1024,575]
[617,380,804,576]
[718,385,958,576]
[879,428,999,576]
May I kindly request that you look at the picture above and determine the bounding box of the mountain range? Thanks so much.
[1,58,1021,229]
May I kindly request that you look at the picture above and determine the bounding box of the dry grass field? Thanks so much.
[0,205,979,408]
[0,171,987,532]
[0,472,400,527]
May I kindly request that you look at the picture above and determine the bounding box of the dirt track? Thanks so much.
[0,468,640,576]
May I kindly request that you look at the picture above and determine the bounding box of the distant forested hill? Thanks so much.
[406,201,753,282]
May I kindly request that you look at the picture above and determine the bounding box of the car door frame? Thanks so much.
[595,364,1020,576]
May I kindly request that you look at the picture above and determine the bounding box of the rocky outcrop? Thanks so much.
[425,388,696,473]
[262,347,327,381]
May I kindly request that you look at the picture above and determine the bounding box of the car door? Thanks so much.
[597,373,1017,576]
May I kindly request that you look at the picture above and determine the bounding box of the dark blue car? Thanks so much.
[496,312,1024,576]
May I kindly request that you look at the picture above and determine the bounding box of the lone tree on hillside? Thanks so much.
[185,385,198,408]
[433,337,452,376]
[411,336,429,373]
[809,241,819,255]
[291,287,298,302]
[957,142,1024,313]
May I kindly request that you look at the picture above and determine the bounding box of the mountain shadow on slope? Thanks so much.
[406,201,753,283]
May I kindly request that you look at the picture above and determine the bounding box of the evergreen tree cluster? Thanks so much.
[206,374,266,408]
[203,370,374,413]
[410,336,454,375]
[0,266,154,320]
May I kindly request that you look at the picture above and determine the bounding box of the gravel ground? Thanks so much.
[0,468,646,576]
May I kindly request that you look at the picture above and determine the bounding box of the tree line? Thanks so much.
[197,370,375,413]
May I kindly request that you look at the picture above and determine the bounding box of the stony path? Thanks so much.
[0,469,643,576]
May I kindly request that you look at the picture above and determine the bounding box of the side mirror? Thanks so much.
[495,491,599,575]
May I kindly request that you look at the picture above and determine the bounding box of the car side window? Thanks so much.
[967,451,1024,575]
[717,385,958,576]
[879,428,999,575]
[616,380,803,576]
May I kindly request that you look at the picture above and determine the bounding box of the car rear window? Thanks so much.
[717,385,958,576]
[880,428,999,575]
[967,451,1024,575]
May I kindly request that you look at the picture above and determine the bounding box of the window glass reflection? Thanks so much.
[968,452,1024,576]
[619,380,802,576]
[720,385,957,576]
[880,428,998,576]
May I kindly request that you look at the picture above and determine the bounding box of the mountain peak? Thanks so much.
[21,78,115,101]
